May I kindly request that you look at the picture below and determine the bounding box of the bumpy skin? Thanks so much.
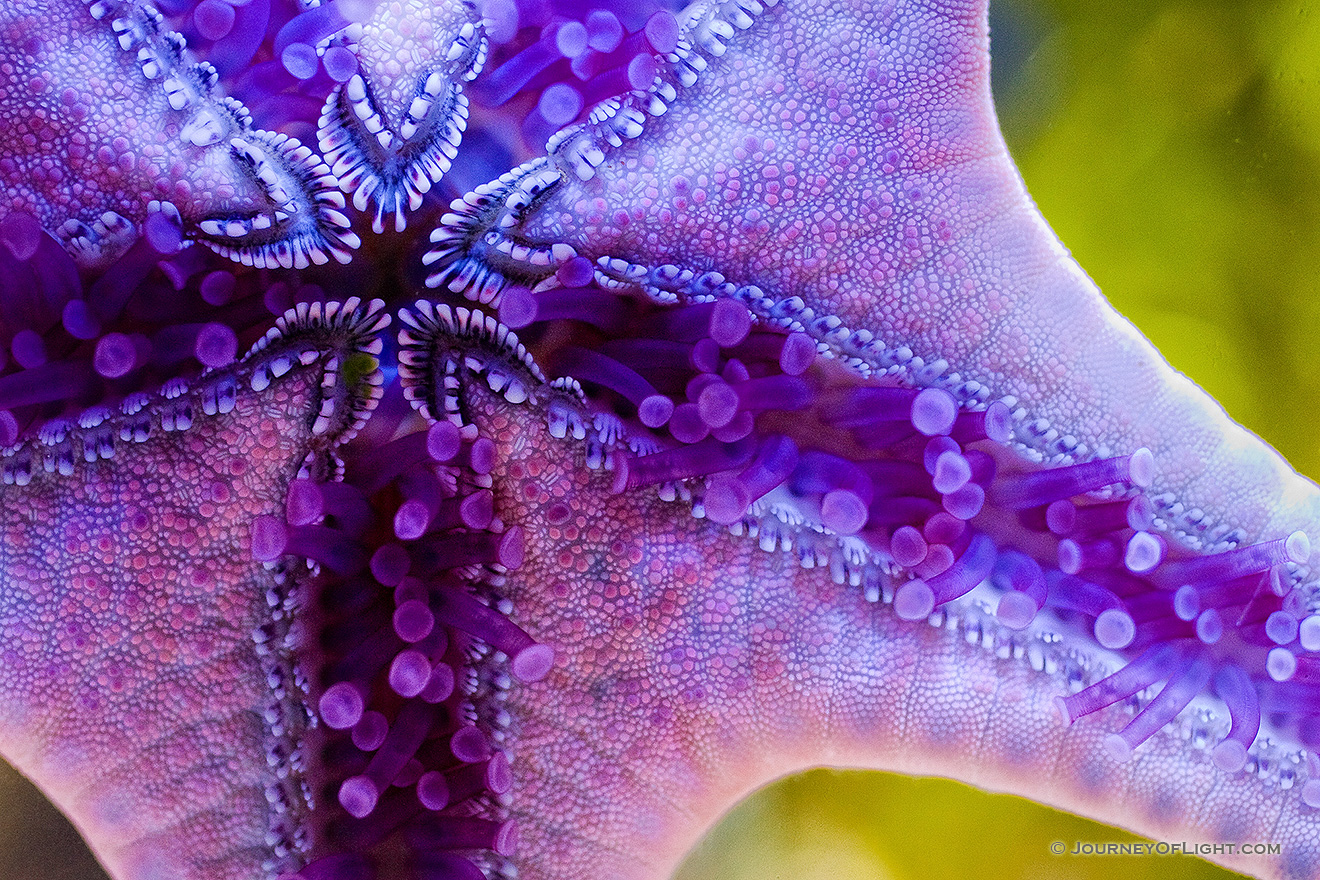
[0,361,336,880]
[0,0,351,267]
[507,0,1316,548]
[321,0,483,231]
[1,2,249,246]
[459,373,1320,880]
[352,0,475,120]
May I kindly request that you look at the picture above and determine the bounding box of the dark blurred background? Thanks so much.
[3,0,1317,877]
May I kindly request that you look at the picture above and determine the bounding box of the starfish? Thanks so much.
[427,0,1315,552]
[0,1,1316,880]
[314,0,485,234]
[399,301,1319,880]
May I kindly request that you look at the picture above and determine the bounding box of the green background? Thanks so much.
[1,0,1316,878]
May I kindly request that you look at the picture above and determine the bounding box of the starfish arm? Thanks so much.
[428,0,1318,549]
[0,299,387,880]
[410,311,1320,880]
[0,0,359,269]
[0,1,1316,879]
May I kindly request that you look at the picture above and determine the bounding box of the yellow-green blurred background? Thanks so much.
[2,0,1316,878]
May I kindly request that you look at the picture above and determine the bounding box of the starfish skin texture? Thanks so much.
[418,0,1320,876]
[420,335,1320,880]
[0,0,358,269]
[437,0,1314,552]
[0,1,1315,880]
[317,0,485,234]
[0,299,388,880]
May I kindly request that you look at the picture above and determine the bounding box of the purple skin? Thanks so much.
[0,298,392,879]
[0,0,359,270]
[0,1,1317,880]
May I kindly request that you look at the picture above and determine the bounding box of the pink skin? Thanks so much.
[423,0,1320,877]
[318,0,485,232]
[467,0,1316,552]
[345,0,476,128]
[0,1,1314,880]
[451,363,1318,880]
[0,308,383,880]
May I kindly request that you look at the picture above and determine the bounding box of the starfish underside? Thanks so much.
[0,1,1316,880]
